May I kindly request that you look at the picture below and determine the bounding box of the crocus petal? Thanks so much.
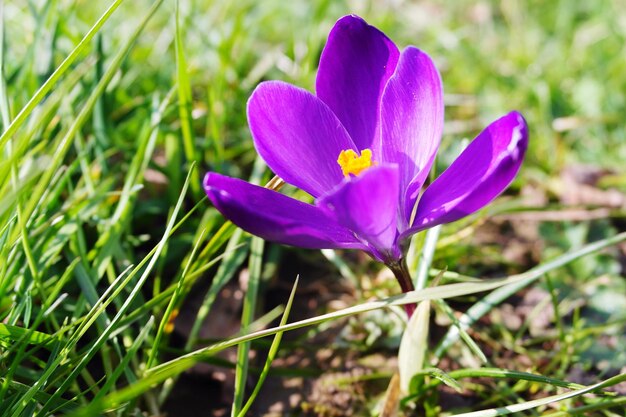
[317,165,401,262]
[248,81,356,197]
[204,173,365,250]
[380,47,444,228]
[404,111,528,238]
[316,15,400,151]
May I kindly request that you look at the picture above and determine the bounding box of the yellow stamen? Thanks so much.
[337,148,374,177]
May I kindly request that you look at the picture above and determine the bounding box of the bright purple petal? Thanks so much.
[317,165,402,262]
[247,81,356,197]
[316,15,400,151]
[380,47,444,228]
[204,173,365,250]
[403,112,528,238]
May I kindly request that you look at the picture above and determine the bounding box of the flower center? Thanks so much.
[337,148,374,177]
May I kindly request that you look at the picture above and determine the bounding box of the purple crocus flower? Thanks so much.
[204,15,527,294]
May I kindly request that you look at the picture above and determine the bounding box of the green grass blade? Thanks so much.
[0,2,11,127]
[545,396,626,416]
[174,0,200,196]
[0,0,126,150]
[412,368,463,392]
[0,324,54,348]
[413,225,441,290]
[237,276,299,417]
[450,372,626,417]
[423,367,588,392]
[232,236,264,415]
[185,228,249,349]
[147,227,207,369]
[434,300,487,364]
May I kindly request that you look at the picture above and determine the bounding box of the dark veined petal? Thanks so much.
[316,15,400,152]
[204,173,365,250]
[403,111,528,238]
[247,81,356,198]
[380,47,444,228]
[317,165,402,262]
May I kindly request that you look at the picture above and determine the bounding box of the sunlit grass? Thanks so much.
[1,0,624,416]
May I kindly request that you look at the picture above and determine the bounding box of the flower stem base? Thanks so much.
[388,259,415,317]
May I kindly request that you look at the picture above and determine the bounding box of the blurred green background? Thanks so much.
[1,0,625,415]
